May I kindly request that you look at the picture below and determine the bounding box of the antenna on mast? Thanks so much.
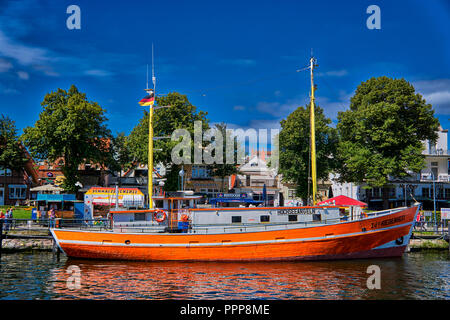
[146,64,149,90]
[152,43,156,91]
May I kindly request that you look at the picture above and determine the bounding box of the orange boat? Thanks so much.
[51,56,419,262]
[51,200,419,261]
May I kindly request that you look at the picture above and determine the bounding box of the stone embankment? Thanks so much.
[1,238,53,252]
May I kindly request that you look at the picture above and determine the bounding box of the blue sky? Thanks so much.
[0,0,449,148]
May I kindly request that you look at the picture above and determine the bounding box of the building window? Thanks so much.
[231,216,242,223]
[0,168,12,176]
[422,188,430,198]
[445,189,450,200]
[260,215,270,222]
[288,189,296,198]
[192,166,210,179]
[288,215,298,222]
[8,185,27,199]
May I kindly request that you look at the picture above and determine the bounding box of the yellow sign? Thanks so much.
[86,187,144,196]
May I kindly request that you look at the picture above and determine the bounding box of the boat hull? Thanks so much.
[51,206,418,262]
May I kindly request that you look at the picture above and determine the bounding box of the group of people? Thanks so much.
[0,208,14,231]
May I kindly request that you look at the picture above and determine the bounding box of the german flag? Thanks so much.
[139,92,155,106]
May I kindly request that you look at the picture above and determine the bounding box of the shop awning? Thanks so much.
[317,195,367,207]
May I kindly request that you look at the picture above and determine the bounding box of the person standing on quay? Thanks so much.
[49,208,56,228]
[0,210,4,231]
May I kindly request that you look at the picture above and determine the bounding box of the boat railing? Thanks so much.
[189,217,344,234]
[0,218,113,232]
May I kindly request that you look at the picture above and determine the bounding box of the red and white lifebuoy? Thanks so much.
[153,209,167,223]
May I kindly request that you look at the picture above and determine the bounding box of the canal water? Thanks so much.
[0,251,448,300]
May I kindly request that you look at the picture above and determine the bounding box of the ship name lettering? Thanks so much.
[277,208,314,215]
[370,215,405,229]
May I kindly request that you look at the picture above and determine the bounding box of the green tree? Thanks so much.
[109,132,133,185]
[278,104,339,203]
[128,92,209,190]
[22,85,112,192]
[336,76,440,209]
[0,114,28,170]
[207,123,240,192]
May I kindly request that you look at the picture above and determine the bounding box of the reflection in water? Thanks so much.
[1,252,449,300]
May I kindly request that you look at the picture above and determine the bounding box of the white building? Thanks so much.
[230,149,279,205]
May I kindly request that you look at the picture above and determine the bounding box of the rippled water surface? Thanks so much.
[0,251,448,299]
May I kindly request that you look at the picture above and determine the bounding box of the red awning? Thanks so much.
[317,195,367,207]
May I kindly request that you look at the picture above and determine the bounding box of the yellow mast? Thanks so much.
[147,94,154,209]
[147,44,156,209]
[309,57,317,205]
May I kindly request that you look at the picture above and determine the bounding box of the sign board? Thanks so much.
[440,208,450,220]
[217,193,249,199]
[423,211,433,217]
[85,187,144,206]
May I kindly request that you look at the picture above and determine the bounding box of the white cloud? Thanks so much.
[0,30,51,66]
[0,58,13,72]
[317,69,348,77]
[17,71,29,80]
[233,105,246,111]
[413,79,450,115]
[84,69,114,77]
[219,58,256,66]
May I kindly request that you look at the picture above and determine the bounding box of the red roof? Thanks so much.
[317,195,367,207]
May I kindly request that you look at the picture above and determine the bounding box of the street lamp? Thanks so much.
[431,172,437,232]
[179,167,185,191]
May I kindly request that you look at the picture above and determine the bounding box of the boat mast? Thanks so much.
[146,44,156,209]
[309,56,318,205]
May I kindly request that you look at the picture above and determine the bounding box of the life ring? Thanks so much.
[395,236,404,245]
[180,214,189,222]
[153,209,167,223]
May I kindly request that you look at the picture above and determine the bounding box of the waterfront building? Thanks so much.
[277,176,332,206]
[331,126,450,211]
[0,146,39,206]
[184,164,228,200]
[230,149,279,206]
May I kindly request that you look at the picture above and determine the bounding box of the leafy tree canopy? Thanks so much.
[0,114,28,170]
[128,92,209,191]
[207,123,241,191]
[278,104,339,202]
[128,92,209,166]
[336,77,440,188]
[22,85,112,192]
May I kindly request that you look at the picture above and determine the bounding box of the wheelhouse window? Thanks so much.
[135,212,146,221]
[231,216,242,223]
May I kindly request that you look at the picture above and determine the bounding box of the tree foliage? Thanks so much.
[109,132,133,176]
[207,123,240,191]
[278,104,339,202]
[336,77,440,190]
[127,92,209,190]
[0,114,28,170]
[22,85,112,192]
